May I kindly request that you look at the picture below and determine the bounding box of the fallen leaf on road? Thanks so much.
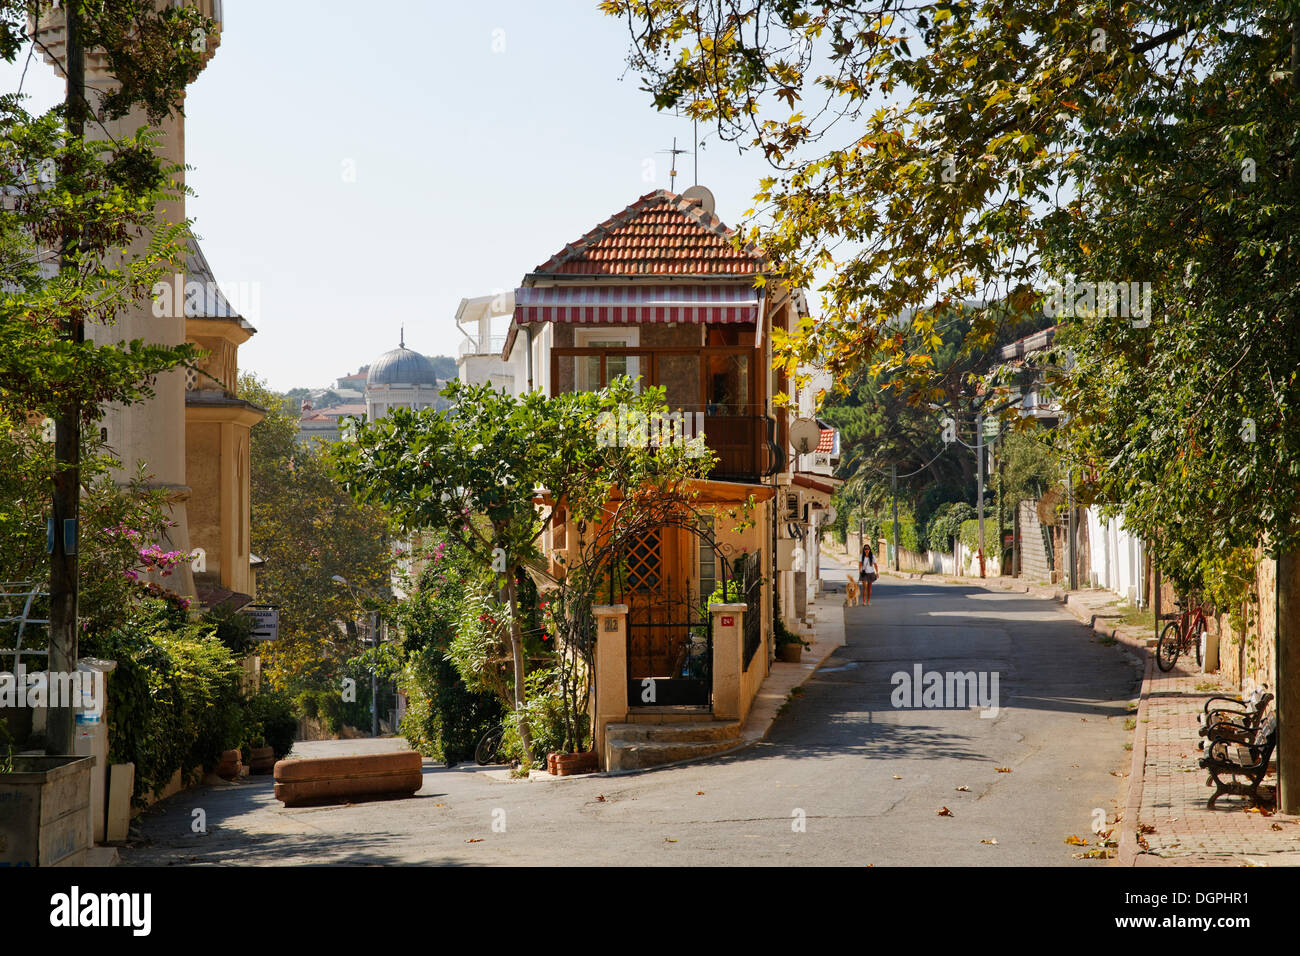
[1271,823,1283,831]
[596,795,606,802]
[1137,823,1155,834]
[665,838,677,843]
[955,785,970,792]
[696,791,705,795]
[1065,835,1089,846]
[980,838,998,845]
[1081,718,1088,722]
[892,774,902,779]
[466,838,483,843]
[937,807,953,817]
[995,767,1012,773]
[1073,848,1115,859]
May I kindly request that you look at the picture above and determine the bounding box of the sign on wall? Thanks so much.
[241,605,279,642]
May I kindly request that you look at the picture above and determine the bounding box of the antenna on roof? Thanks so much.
[400,324,405,348]
[657,136,691,192]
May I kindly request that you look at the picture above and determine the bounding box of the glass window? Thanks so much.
[707,353,749,415]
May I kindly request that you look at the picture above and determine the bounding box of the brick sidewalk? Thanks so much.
[1131,663,1300,865]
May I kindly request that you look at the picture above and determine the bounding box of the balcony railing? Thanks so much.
[459,335,507,358]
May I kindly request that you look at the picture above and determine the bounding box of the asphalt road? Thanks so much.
[123,568,1142,866]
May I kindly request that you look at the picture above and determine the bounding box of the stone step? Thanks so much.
[605,737,741,772]
[606,720,741,744]
[624,706,713,724]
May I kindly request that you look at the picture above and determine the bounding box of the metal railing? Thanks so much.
[458,335,507,358]
[0,581,49,671]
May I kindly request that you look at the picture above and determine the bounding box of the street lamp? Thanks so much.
[332,574,380,738]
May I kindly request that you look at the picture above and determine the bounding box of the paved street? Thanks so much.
[124,569,1142,866]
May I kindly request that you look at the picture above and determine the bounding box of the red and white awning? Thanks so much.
[513,284,759,325]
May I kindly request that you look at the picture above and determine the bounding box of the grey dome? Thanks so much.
[367,346,438,387]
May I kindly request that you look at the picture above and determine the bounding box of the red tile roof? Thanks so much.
[531,190,763,277]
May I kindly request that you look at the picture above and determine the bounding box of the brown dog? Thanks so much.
[844,574,860,607]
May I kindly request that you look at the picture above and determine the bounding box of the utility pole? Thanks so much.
[976,413,985,578]
[48,1,85,757]
[370,611,380,737]
[891,463,899,571]
[1067,468,1078,590]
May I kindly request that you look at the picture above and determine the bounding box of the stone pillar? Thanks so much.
[710,603,747,720]
[591,604,628,769]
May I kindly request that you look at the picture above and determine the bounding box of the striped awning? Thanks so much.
[513,284,759,325]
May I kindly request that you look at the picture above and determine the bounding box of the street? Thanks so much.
[124,568,1142,866]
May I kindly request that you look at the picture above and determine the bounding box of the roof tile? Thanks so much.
[531,190,763,277]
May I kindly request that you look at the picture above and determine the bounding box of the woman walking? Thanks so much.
[859,544,878,606]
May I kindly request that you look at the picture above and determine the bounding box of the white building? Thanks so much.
[455,293,515,390]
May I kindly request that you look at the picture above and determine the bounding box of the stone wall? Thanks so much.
[1212,549,1276,693]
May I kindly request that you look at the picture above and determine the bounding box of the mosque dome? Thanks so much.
[366,341,438,388]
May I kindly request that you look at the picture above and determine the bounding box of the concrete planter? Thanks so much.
[0,755,94,867]
[214,749,242,781]
[776,642,804,663]
[273,751,422,807]
[248,746,276,775]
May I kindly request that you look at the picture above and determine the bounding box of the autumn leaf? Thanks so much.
[937,807,954,816]
[1065,834,1089,846]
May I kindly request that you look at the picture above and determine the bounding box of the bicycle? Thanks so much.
[1156,596,1206,672]
[474,722,507,766]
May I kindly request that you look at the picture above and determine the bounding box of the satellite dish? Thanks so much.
[680,184,715,215]
[789,417,822,455]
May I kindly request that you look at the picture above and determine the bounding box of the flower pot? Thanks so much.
[554,751,598,776]
[547,752,560,775]
[249,746,276,775]
[215,749,242,781]
[777,642,804,663]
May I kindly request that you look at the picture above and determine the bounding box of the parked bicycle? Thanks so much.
[1156,596,1206,672]
[474,722,507,766]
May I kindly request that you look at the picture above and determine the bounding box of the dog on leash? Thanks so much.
[844,575,860,607]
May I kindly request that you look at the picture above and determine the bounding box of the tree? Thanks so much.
[333,377,713,759]
[2,0,216,753]
[238,375,393,695]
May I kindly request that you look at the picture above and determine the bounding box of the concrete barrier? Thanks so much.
[272,751,423,807]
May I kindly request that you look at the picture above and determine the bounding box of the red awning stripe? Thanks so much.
[513,284,759,325]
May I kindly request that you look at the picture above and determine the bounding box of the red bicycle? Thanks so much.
[1156,596,1206,672]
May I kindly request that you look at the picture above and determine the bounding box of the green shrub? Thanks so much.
[243,688,297,759]
[84,601,246,803]
[958,519,991,556]
[880,519,920,553]
[925,502,976,552]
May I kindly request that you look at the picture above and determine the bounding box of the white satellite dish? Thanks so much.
[680,184,716,214]
[789,417,822,455]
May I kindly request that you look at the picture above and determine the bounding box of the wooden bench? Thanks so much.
[273,751,423,808]
[1198,688,1272,740]
[1198,712,1277,810]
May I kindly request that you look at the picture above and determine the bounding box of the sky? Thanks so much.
[4,1,782,392]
